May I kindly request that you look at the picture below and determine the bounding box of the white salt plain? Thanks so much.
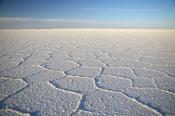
[0,29,175,116]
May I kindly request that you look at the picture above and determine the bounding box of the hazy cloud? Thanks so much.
[0,17,174,29]
[0,17,107,29]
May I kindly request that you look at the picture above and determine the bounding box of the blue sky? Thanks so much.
[0,0,175,28]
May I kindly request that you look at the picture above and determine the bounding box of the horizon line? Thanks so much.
[0,17,175,29]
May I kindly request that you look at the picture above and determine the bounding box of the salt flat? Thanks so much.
[0,29,175,116]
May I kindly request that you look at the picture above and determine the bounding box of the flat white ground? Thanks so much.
[0,29,175,116]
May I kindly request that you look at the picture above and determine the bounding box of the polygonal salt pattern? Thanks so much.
[42,59,79,72]
[1,29,175,116]
[2,82,81,116]
[81,89,161,116]
[103,67,136,79]
[0,77,27,101]
[66,66,102,78]
[25,70,65,83]
[52,75,97,94]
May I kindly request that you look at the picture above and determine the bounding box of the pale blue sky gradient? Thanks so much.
[0,0,175,28]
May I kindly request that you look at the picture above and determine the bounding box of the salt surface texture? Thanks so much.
[0,29,175,116]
